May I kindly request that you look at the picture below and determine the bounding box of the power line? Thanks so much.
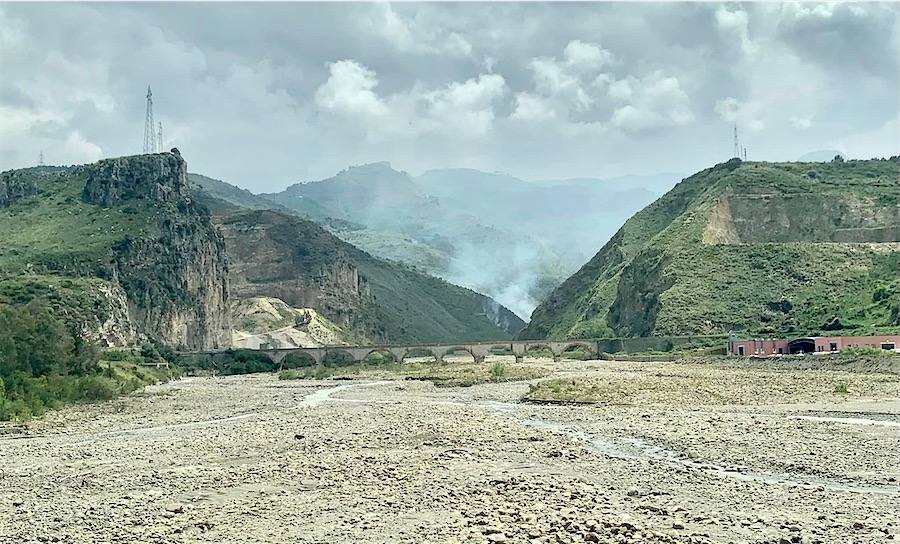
[143,86,156,154]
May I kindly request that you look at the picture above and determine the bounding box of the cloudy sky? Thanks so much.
[1,2,898,192]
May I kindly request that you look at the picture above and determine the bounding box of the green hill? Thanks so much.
[519,157,900,340]
[216,209,525,343]
[1,154,525,349]
[0,154,231,349]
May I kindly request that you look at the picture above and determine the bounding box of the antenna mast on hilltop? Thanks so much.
[733,124,740,159]
[38,150,44,166]
[157,122,164,153]
[743,147,747,161]
[143,86,157,154]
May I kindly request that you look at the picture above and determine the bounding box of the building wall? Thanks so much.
[730,335,900,356]
[730,339,788,356]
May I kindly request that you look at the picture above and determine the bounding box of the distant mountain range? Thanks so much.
[797,150,846,162]
[236,165,684,320]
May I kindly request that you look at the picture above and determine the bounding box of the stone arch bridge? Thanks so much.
[182,335,726,367]
[187,340,599,367]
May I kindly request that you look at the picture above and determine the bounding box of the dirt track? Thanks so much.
[2,358,899,544]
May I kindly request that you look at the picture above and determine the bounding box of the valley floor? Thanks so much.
[1,359,899,544]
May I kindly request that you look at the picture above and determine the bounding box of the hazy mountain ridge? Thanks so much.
[258,164,679,319]
[519,157,900,340]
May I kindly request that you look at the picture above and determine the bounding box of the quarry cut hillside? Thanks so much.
[214,208,525,343]
[520,157,900,340]
[0,153,230,350]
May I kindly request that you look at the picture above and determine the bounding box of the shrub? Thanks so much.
[278,369,300,380]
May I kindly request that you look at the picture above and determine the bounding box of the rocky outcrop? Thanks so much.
[0,167,65,208]
[217,210,373,333]
[82,153,191,207]
[98,154,231,349]
[112,213,231,350]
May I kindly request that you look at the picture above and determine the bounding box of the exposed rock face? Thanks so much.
[112,216,231,350]
[82,282,138,348]
[0,167,62,207]
[97,154,231,349]
[217,210,372,332]
[82,153,191,207]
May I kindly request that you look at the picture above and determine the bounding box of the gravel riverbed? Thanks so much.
[1,359,899,544]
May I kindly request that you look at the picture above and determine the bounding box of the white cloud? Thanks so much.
[365,3,473,58]
[714,97,766,132]
[511,92,556,121]
[424,73,506,136]
[789,115,813,130]
[714,7,759,56]
[314,60,504,140]
[609,71,694,132]
[315,60,389,119]
[563,39,614,70]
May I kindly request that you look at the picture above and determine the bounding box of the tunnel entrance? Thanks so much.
[787,338,815,355]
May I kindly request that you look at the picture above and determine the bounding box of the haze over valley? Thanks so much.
[1,3,899,544]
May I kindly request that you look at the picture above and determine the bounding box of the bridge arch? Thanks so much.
[323,348,357,367]
[488,345,514,356]
[404,347,442,364]
[281,351,318,369]
[434,346,477,363]
[559,341,596,360]
[524,344,560,362]
[361,348,398,364]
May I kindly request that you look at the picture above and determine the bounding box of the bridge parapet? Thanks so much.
[179,335,726,367]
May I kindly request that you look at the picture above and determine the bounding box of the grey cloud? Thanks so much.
[1,2,897,188]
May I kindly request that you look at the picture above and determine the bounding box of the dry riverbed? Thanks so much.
[2,358,899,544]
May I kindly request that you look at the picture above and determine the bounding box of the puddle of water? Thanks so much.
[515,416,900,496]
[790,415,900,427]
[298,381,393,408]
[436,400,900,496]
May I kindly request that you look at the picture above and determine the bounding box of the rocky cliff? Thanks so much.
[520,158,900,340]
[216,209,525,343]
[0,153,231,349]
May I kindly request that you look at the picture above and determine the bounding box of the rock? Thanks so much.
[673,522,685,530]
[164,503,184,513]
[487,534,508,543]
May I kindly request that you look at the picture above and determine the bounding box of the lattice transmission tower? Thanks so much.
[733,124,740,159]
[157,122,164,152]
[38,150,44,166]
[143,86,157,154]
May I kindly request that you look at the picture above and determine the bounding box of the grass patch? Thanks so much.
[277,357,551,387]
[523,379,626,404]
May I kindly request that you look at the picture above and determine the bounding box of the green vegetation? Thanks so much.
[276,357,551,387]
[834,383,849,394]
[220,209,525,342]
[0,167,156,277]
[2,155,232,352]
[0,301,173,421]
[524,379,623,404]
[522,158,900,340]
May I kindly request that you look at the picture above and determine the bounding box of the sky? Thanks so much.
[1,2,898,193]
